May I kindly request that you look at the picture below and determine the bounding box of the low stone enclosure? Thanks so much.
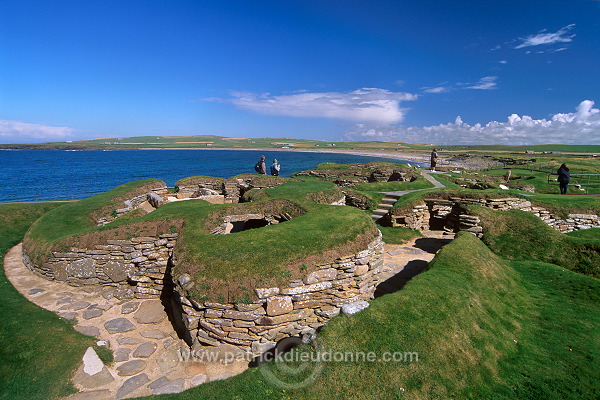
[22,230,385,356]
[380,196,600,234]
[172,232,384,354]
[293,163,419,187]
[21,175,386,358]
[174,175,287,204]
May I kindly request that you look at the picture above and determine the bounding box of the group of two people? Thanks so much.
[255,155,280,176]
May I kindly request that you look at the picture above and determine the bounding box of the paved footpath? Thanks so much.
[376,231,454,297]
[4,244,248,400]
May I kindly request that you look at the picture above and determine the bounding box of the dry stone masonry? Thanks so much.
[23,234,178,299]
[22,224,387,358]
[96,186,168,225]
[171,232,385,356]
[382,196,600,234]
[175,177,285,204]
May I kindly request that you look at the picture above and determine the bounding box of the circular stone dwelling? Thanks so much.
[22,174,387,356]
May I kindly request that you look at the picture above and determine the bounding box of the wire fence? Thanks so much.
[547,173,600,194]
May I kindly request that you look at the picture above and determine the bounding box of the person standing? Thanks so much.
[254,155,267,174]
[270,159,280,176]
[430,149,438,171]
[557,164,570,195]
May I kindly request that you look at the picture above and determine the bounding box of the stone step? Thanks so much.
[372,209,389,216]
[381,197,399,205]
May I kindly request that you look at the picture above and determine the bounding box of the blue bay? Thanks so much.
[0,149,425,203]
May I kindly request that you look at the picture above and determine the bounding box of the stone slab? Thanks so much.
[116,359,147,376]
[140,329,168,339]
[153,378,185,395]
[82,347,104,375]
[116,373,150,400]
[133,300,166,324]
[74,325,101,337]
[104,318,136,334]
[82,309,103,320]
[132,341,157,358]
[341,301,370,316]
[117,336,142,345]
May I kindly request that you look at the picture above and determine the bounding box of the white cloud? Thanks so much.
[343,100,600,145]
[205,88,418,124]
[0,120,74,142]
[515,24,575,49]
[422,87,448,94]
[467,76,498,90]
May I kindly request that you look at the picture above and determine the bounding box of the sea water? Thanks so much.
[0,149,425,202]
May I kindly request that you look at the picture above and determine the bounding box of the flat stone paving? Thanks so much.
[4,234,453,399]
[376,231,454,297]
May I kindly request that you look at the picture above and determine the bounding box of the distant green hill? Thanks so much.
[3,135,600,154]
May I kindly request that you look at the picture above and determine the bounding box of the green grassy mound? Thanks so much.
[0,203,112,400]
[23,179,165,263]
[378,226,423,244]
[23,179,377,300]
[474,208,600,277]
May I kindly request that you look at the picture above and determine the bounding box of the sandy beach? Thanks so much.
[143,146,498,171]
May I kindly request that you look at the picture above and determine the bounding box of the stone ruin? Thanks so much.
[96,186,169,226]
[209,213,295,235]
[294,164,418,187]
[380,196,600,235]
[21,176,390,358]
[171,232,385,355]
[174,176,285,204]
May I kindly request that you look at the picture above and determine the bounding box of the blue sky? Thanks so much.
[1,0,599,144]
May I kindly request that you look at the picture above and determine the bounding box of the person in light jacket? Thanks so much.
[270,159,280,176]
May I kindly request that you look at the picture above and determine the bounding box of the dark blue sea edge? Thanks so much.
[0,149,427,203]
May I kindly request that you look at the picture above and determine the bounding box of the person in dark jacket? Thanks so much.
[256,155,267,174]
[557,164,570,195]
[430,149,438,171]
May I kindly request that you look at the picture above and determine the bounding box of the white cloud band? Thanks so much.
[0,120,74,142]
[343,100,600,145]
[208,88,418,124]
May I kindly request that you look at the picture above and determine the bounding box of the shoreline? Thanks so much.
[1,145,495,169]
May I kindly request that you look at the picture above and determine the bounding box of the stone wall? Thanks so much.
[342,191,373,210]
[22,234,178,299]
[175,178,285,204]
[171,232,385,355]
[22,225,389,357]
[96,187,168,225]
[382,197,600,234]
[209,212,295,235]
